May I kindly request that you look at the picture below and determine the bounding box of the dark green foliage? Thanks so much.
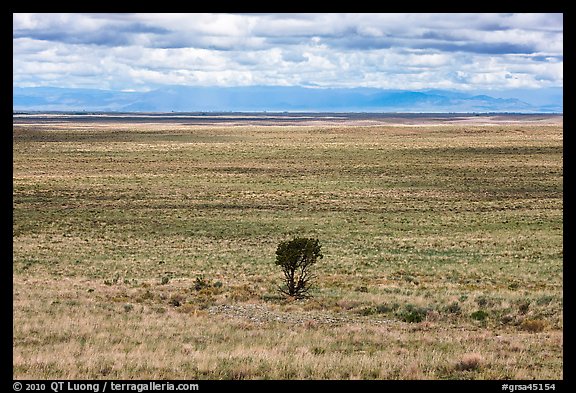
[470,310,489,321]
[396,304,428,323]
[275,237,323,299]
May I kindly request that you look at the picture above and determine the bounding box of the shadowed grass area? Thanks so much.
[13,121,562,379]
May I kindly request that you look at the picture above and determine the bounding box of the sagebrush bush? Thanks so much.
[445,301,462,314]
[396,304,428,323]
[470,310,489,321]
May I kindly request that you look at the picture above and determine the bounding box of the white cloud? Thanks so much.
[13,13,563,92]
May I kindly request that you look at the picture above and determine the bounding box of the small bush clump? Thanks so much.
[375,303,399,314]
[470,310,489,321]
[517,300,531,314]
[535,294,555,306]
[396,304,428,323]
[194,276,209,291]
[475,295,490,308]
[444,301,462,314]
[357,306,376,316]
[455,353,484,371]
[520,318,548,333]
[169,294,185,307]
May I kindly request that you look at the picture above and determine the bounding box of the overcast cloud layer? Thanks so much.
[13,13,563,92]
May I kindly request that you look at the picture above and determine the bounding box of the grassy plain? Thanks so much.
[13,117,563,379]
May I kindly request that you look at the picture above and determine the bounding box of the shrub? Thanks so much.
[470,310,489,321]
[500,314,516,325]
[475,295,489,307]
[194,276,209,291]
[357,306,376,316]
[536,294,555,305]
[169,294,185,307]
[517,300,530,314]
[375,303,398,314]
[396,304,428,323]
[520,318,547,333]
[444,301,462,314]
[455,353,484,371]
[275,237,322,299]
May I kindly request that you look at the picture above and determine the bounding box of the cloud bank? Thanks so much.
[13,13,563,94]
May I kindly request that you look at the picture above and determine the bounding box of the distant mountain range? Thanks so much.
[12,86,563,113]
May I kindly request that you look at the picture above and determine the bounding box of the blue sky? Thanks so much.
[13,13,563,94]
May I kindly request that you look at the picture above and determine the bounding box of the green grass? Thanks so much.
[13,122,563,379]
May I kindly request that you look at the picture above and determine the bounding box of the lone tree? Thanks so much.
[275,237,322,299]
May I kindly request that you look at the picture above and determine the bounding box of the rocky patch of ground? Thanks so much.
[207,303,391,327]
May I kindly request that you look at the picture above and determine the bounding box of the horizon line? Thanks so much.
[12,110,564,116]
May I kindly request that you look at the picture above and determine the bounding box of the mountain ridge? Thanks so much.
[12,85,562,113]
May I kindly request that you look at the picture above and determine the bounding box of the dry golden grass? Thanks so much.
[13,275,563,380]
